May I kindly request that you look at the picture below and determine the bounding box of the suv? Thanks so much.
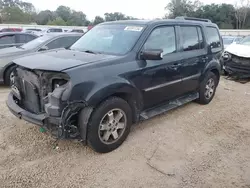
[7,17,223,153]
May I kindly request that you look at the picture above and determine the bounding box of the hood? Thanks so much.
[13,49,118,71]
[225,44,250,58]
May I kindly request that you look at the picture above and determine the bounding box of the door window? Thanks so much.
[180,26,201,51]
[206,26,222,51]
[0,35,15,44]
[143,26,176,56]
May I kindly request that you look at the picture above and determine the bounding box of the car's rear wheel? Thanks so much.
[197,71,218,104]
[85,97,132,153]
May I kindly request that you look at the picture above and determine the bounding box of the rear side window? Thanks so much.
[180,26,201,51]
[16,34,37,43]
[0,35,15,44]
[46,36,80,49]
[206,27,222,51]
[144,26,176,56]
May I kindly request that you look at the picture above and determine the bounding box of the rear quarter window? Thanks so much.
[206,26,222,52]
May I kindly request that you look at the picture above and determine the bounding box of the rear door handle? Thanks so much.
[202,57,208,62]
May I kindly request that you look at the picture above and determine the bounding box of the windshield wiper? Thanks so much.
[83,50,100,54]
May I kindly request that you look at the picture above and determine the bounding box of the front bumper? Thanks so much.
[6,92,60,129]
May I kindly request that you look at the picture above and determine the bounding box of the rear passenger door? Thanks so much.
[178,25,207,94]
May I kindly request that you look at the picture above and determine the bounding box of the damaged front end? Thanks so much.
[7,66,87,139]
[223,52,250,78]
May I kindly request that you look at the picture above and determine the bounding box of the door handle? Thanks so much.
[169,63,181,68]
[202,57,208,62]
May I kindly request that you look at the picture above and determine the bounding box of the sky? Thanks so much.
[27,0,237,20]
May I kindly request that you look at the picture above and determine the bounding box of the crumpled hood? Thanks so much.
[13,49,118,71]
[225,44,250,58]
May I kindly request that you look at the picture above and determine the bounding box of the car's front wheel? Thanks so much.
[197,71,218,104]
[84,97,132,153]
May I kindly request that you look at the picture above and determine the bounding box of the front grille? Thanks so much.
[14,68,41,114]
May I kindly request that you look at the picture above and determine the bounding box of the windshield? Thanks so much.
[222,38,234,45]
[20,35,52,50]
[70,24,145,55]
[239,36,250,45]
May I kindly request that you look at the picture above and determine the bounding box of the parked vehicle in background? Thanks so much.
[222,35,250,77]
[70,29,85,33]
[222,36,243,49]
[0,32,38,49]
[0,33,82,85]
[43,28,63,33]
[7,17,222,153]
[0,28,22,32]
[23,28,42,34]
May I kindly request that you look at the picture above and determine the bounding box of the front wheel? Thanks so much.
[196,72,218,105]
[4,65,16,86]
[83,97,132,153]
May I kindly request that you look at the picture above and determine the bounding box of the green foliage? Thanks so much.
[47,17,66,26]
[165,0,250,29]
[0,0,249,29]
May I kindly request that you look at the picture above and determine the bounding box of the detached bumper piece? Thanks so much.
[7,92,61,137]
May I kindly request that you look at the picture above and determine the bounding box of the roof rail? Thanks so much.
[175,16,212,23]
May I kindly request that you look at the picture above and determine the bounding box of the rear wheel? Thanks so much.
[84,97,132,153]
[4,65,16,86]
[196,72,218,104]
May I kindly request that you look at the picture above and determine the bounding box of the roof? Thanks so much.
[100,18,217,27]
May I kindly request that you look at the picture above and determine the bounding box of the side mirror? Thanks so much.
[140,49,163,60]
[39,45,49,51]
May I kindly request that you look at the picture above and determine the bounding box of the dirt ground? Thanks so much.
[1,77,250,188]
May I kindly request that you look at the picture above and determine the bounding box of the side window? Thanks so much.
[46,36,80,50]
[16,34,26,43]
[16,34,36,43]
[180,26,200,51]
[0,35,15,44]
[26,35,37,42]
[144,26,176,56]
[206,27,222,51]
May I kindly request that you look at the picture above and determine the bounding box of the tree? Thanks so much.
[56,5,71,22]
[165,0,200,18]
[35,10,55,25]
[93,16,104,25]
[235,0,250,29]
[104,12,127,21]
[67,11,88,26]
[47,17,66,26]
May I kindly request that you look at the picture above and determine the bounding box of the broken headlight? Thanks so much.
[52,79,69,90]
[222,51,232,61]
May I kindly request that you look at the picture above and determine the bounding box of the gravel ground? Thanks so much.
[1,77,250,188]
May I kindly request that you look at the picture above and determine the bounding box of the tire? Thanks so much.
[4,65,16,86]
[196,72,218,105]
[84,97,132,153]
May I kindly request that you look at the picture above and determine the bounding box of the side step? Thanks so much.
[140,92,199,120]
